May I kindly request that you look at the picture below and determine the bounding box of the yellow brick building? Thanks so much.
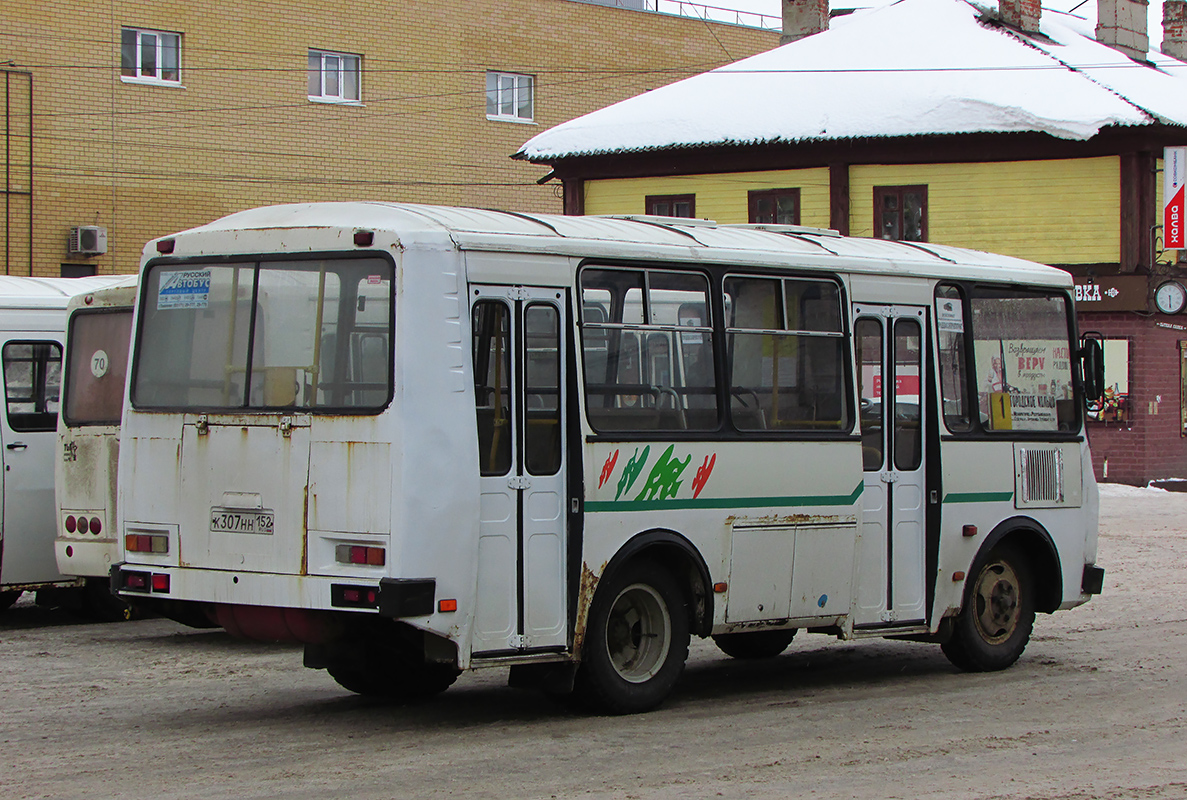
[0,0,777,276]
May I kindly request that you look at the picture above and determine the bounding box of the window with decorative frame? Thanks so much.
[308,50,362,103]
[748,188,801,225]
[646,194,696,218]
[121,27,181,85]
[486,72,534,122]
[874,185,928,242]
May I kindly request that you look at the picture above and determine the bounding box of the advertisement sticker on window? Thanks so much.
[157,269,211,310]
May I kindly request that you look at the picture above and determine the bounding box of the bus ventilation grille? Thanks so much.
[1019,447,1063,504]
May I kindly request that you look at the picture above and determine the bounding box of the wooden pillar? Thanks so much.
[829,162,850,235]
[562,178,584,216]
[1120,151,1156,272]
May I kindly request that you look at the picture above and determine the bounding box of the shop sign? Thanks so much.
[1167,147,1186,249]
[1072,275,1149,312]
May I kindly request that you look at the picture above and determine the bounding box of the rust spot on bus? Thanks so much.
[572,561,604,656]
[724,512,854,527]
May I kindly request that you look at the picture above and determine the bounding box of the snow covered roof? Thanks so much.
[517,0,1187,161]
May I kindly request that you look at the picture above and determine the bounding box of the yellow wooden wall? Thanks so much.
[848,159,1119,264]
[584,169,832,228]
[584,157,1121,265]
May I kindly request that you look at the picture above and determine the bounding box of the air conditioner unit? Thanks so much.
[68,226,107,256]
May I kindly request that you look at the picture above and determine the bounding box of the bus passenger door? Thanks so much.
[853,306,927,628]
[471,286,568,655]
[0,338,67,586]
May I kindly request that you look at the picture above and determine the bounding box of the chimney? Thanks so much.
[1096,0,1150,60]
[1165,0,1187,60]
[999,0,1042,32]
[781,0,828,45]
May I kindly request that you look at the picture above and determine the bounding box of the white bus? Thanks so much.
[54,278,139,619]
[114,204,1105,713]
[0,275,130,611]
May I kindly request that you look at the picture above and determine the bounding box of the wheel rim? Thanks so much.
[971,559,1022,645]
[604,582,671,683]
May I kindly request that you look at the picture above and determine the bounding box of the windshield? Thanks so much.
[132,256,393,412]
[63,308,133,426]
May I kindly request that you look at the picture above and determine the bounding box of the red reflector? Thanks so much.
[65,545,73,558]
[343,588,362,603]
[151,574,170,593]
[713,582,728,593]
[438,599,457,613]
[65,515,77,533]
[962,524,977,538]
[953,571,967,582]
[90,517,102,535]
[353,230,374,247]
[349,546,367,564]
[125,572,148,590]
[156,238,175,254]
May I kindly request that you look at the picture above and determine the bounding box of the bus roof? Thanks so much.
[64,275,139,312]
[0,276,137,311]
[147,202,1073,288]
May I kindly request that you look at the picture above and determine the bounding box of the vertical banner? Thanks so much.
[1166,146,1186,249]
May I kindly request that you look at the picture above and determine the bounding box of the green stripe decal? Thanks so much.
[585,482,864,513]
[943,491,1014,504]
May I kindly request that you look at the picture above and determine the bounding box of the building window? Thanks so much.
[1088,338,1130,424]
[121,28,181,85]
[749,189,801,225]
[486,72,534,122]
[308,50,361,103]
[646,194,696,218]
[875,185,927,242]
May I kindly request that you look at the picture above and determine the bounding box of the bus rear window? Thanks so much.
[64,309,133,426]
[132,257,393,412]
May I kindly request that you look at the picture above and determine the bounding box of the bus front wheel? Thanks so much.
[574,560,690,714]
[942,543,1035,672]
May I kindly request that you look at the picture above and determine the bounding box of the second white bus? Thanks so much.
[114,203,1105,713]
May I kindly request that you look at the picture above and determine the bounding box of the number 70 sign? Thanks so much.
[1167,147,1186,249]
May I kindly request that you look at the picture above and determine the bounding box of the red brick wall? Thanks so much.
[1080,311,1187,484]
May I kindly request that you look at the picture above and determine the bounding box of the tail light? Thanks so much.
[335,544,385,566]
[126,533,168,554]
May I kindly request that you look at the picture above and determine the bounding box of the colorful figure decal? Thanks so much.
[691,453,716,499]
[634,445,692,502]
[615,445,650,501]
[599,449,619,490]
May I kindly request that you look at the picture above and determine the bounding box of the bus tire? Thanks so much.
[574,559,690,715]
[712,629,796,659]
[942,543,1035,672]
[327,647,460,701]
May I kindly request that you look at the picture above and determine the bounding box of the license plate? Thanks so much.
[210,508,275,535]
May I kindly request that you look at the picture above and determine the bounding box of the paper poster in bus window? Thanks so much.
[975,339,1073,430]
[157,269,212,310]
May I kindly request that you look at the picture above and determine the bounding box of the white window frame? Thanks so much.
[308,50,362,105]
[486,71,534,123]
[120,27,182,86]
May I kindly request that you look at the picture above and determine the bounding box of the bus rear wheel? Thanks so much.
[942,543,1035,672]
[0,590,20,611]
[712,629,796,659]
[574,560,690,715]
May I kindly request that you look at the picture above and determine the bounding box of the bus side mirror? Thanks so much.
[1080,335,1104,403]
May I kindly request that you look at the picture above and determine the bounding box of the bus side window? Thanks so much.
[935,285,971,432]
[3,341,64,432]
[472,300,512,476]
